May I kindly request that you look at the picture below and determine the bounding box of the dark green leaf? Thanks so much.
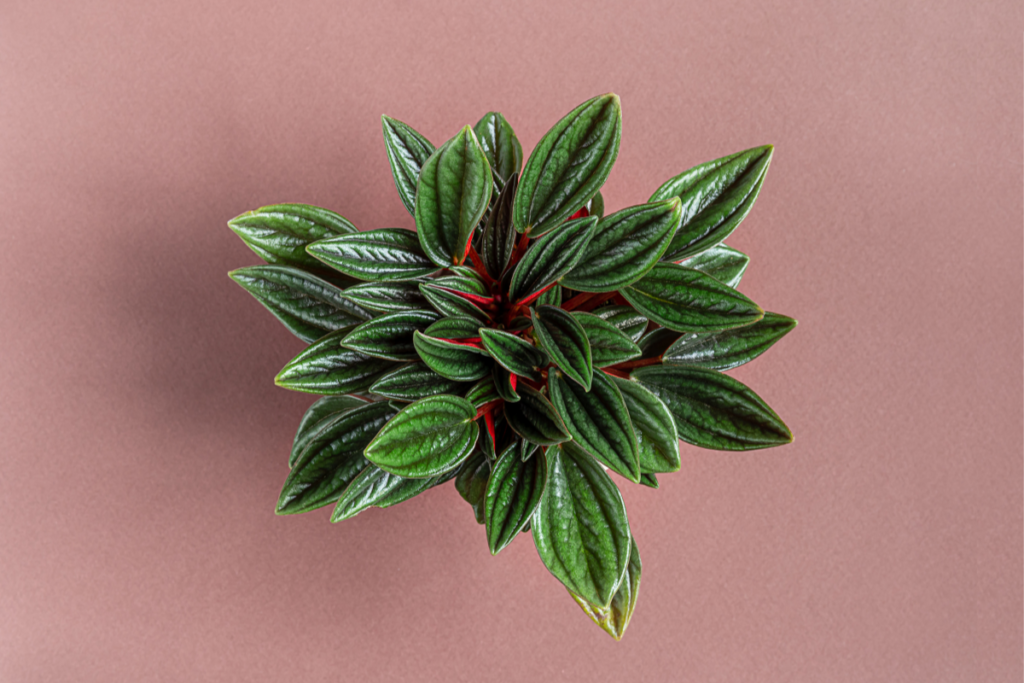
[464,376,500,410]
[382,115,435,216]
[503,384,570,445]
[455,448,491,524]
[548,371,639,483]
[637,327,682,359]
[562,199,682,292]
[275,330,399,395]
[492,364,521,403]
[533,441,631,607]
[474,112,523,189]
[680,243,749,287]
[277,402,395,514]
[662,312,797,371]
[485,444,546,554]
[413,331,492,381]
[307,228,439,282]
[479,328,547,381]
[364,395,479,477]
[621,263,763,333]
[531,305,593,390]
[537,283,562,307]
[507,216,598,303]
[609,376,680,473]
[589,191,605,219]
[638,472,659,488]
[480,173,518,279]
[290,395,369,467]
[332,465,440,521]
[593,305,648,343]
[369,362,467,401]
[520,439,540,462]
[632,365,792,450]
[423,315,480,340]
[229,265,370,343]
[651,145,773,261]
[420,280,492,322]
[571,312,641,367]
[570,536,641,640]
[341,310,439,361]
[414,125,492,267]
[340,281,431,314]
[514,94,622,236]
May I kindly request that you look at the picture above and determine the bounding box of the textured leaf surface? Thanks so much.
[341,310,439,360]
[593,305,648,343]
[369,362,466,401]
[480,174,518,279]
[503,384,570,445]
[464,376,500,410]
[507,216,597,303]
[290,395,369,468]
[632,365,792,450]
[480,328,547,381]
[485,444,546,554]
[275,330,399,395]
[413,331,492,381]
[571,536,641,640]
[562,199,682,292]
[492,364,521,403]
[531,305,593,389]
[662,312,796,371]
[572,312,641,367]
[332,465,437,521]
[423,315,481,340]
[307,228,438,281]
[638,472,659,488]
[455,448,491,524]
[636,327,682,359]
[364,396,479,477]
[533,441,631,607]
[514,94,622,236]
[610,376,680,473]
[229,265,369,343]
[621,263,763,333]
[549,371,640,482]
[651,145,773,261]
[420,280,491,322]
[589,191,605,219]
[474,112,523,190]
[382,115,435,216]
[680,243,749,287]
[340,281,431,313]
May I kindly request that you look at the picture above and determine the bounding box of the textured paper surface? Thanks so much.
[0,1,1020,681]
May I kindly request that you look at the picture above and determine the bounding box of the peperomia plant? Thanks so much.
[228,93,795,639]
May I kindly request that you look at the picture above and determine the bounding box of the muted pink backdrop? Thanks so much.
[1,1,1020,681]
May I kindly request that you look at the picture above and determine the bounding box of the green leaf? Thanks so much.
[275,330,399,395]
[364,395,479,478]
[332,465,440,521]
[369,362,467,401]
[419,280,492,322]
[609,376,680,473]
[455,448,491,524]
[479,328,548,381]
[562,199,683,292]
[474,112,523,190]
[680,243,749,287]
[621,263,763,333]
[537,283,562,308]
[228,203,358,281]
[636,327,682,359]
[415,125,492,267]
[632,365,792,450]
[341,310,439,361]
[507,216,598,303]
[229,265,370,343]
[651,145,773,261]
[638,472,659,488]
[593,305,648,343]
[589,191,605,220]
[382,115,435,216]
[503,384,570,445]
[514,94,622,236]
[548,370,640,483]
[492,364,521,403]
[464,376,500,410]
[531,305,593,390]
[480,173,518,279]
[290,395,369,467]
[533,441,631,607]
[662,312,797,371]
[571,312,641,368]
[423,315,481,340]
[570,536,641,640]
[485,444,546,554]
[277,402,395,514]
[340,281,431,314]
[413,331,492,382]
[307,228,439,282]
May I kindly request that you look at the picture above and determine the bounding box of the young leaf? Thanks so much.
[420,281,492,322]
[651,145,773,261]
[561,199,683,292]
[680,243,749,287]
[369,362,467,401]
[503,384,571,445]
[275,330,399,395]
[531,305,593,390]
[455,448,491,524]
[474,112,523,190]
[341,310,439,361]
[593,305,648,343]
[413,331,492,382]
[632,365,792,450]
[514,94,622,236]
[621,263,763,333]
[507,216,598,303]
[479,328,548,381]
[307,228,439,282]
[415,125,493,267]
[571,312,641,367]
[480,173,518,279]
[638,472,659,488]
[340,281,432,314]
[548,371,640,483]
[609,376,680,473]
[229,265,370,343]
[533,441,631,608]
[661,312,797,371]
[589,191,605,220]
[382,115,435,216]
[570,536,641,640]
[277,402,395,514]
[290,395,369,468]
[485,444,546,554]
[364,395,479,478]
[332,465,440,521]
[492,364,521,403]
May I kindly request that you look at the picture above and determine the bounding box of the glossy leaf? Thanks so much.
[340,281,431,314]
[464,376,500,410]
[229,265,369,343]
[593,305,648,343]
[413,331,492,381]
[548,371,640,483]
[621,263,763,333]
[562,199,682,292]
[275,330,399,395]
[680,243,749,287]
[369,362,467,401]
[455,448,491,524]
[290,395,369,468]
[415,125,492,267]
[632,365,792,450]
[485,444,546,554]
[636,327,682,359]
[609,376,680,473]
[382,115,435,216]
[332,465,439,521]
[474,112,523,190]
[662,312,796,371]
[423,315,481,340]
[651,145,773,261]
[479,328,547,381]
[533,441,631,607]
[503,384,570,446]
[571,536,641,640]
[480,173,518,279]
[571,312,641,367]
[531,305,593,390]
[420,281,491,322]
[537,284,562,308]
[492,364,521,403]
[307,228,438,282]
[507,216,598,303]
[514,94,622,236]
[364,395,479,478]
[341,310,439,360]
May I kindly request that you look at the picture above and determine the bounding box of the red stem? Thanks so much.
[466,244,496,287]
[561,291,600,312]
[600,367,630,379]
[610,356,662,371]
[515,281,557,307]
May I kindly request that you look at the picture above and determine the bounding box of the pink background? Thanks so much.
[1,1,1020,681]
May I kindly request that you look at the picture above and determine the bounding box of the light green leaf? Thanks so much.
[570,536,641,640]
